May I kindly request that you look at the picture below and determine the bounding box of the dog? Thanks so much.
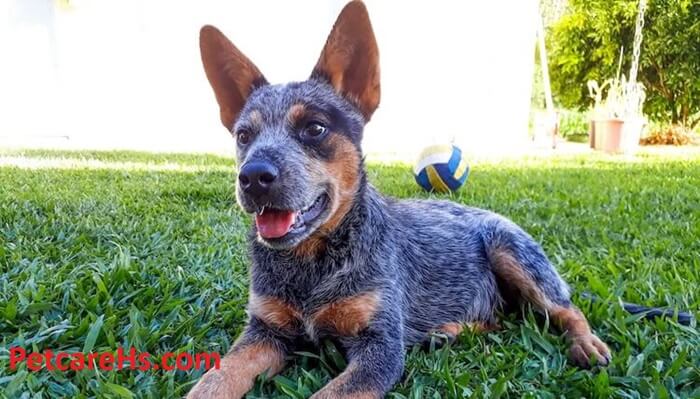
[188,2,611,397]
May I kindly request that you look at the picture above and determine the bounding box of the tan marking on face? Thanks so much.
[186,341,284,399]
[490,248,555,310]
[289,155,328,258]
[248,109,263,128]
[286,103,306,126]
[311,291,379,337]
[249,293,302,331]
[320,134,360,234]
[292,134,360,258]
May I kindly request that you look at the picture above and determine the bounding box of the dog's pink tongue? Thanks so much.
[255,210,295,239]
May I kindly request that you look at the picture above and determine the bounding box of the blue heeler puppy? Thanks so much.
[188,2,611,398]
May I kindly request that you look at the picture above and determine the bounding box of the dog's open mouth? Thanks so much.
[254,194,329,240]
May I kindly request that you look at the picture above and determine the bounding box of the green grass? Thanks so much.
[1,149,699,398]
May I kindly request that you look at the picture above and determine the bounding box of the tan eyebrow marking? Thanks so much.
[286,103,306,125]
[248,110,263,128]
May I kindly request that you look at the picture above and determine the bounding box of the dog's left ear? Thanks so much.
[311,0,380,121]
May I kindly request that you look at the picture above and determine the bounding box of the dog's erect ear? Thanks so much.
[311,1,380,121]
[200,25,268,130]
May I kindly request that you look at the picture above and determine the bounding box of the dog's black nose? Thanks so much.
[238,161,278,197]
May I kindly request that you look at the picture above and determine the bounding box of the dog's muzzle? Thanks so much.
[238,161,279,199]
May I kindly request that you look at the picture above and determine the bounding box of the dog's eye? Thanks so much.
[303,122,327,139]
[237,130,251,146]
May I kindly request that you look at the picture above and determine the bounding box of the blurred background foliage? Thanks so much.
[544,0,700,129]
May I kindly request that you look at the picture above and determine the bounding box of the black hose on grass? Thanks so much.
[581,292,694,326]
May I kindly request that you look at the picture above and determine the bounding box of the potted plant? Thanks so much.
[620,79,647,153]
[587,76,646,153]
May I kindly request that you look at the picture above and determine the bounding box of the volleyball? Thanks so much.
[414,144,469,193]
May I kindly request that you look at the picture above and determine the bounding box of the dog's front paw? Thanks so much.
[311,388,381,399]
[186,369,238,399]
[569,333,611,368]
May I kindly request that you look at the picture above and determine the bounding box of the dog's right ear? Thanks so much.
[199,25,268,131]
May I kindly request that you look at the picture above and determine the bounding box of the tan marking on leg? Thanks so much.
[550,305,611,367]
[186,341,284,399]
[490,248,610,367]
[550,306,591,340]
[310,361,381,399]
[312,387,379,399]
[466,321,501,334]
[435,321,500,338]
[286,103,306,125]
[490,249,555,309]
[292,134,360,258]
[311,291,379,336]
[311,362,356,398]
[437,322,464,337]
[248,292,302,331]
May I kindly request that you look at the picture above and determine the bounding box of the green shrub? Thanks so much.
[548,0,700,128]
[558,110,589,139]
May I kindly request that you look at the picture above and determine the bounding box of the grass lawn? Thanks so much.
[1,149,699,398]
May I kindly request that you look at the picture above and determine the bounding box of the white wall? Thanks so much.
[0,0,537,157]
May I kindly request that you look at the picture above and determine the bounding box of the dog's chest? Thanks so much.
[248,290,379,339]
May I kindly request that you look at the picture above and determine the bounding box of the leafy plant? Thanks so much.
[587,75,646,120]
[548,0,700,128]
[558,109,589,140]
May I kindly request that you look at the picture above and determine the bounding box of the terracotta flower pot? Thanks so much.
[621,117,645,154]
[592,119,624,153]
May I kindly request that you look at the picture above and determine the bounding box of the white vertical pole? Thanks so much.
[536,1,554,114]
[535,0,557,148]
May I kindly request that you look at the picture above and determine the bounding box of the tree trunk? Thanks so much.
[671,102,679,125]
[681,103,690,127]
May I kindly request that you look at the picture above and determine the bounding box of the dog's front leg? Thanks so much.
[186,319,289,399]
[311,329,404,399]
